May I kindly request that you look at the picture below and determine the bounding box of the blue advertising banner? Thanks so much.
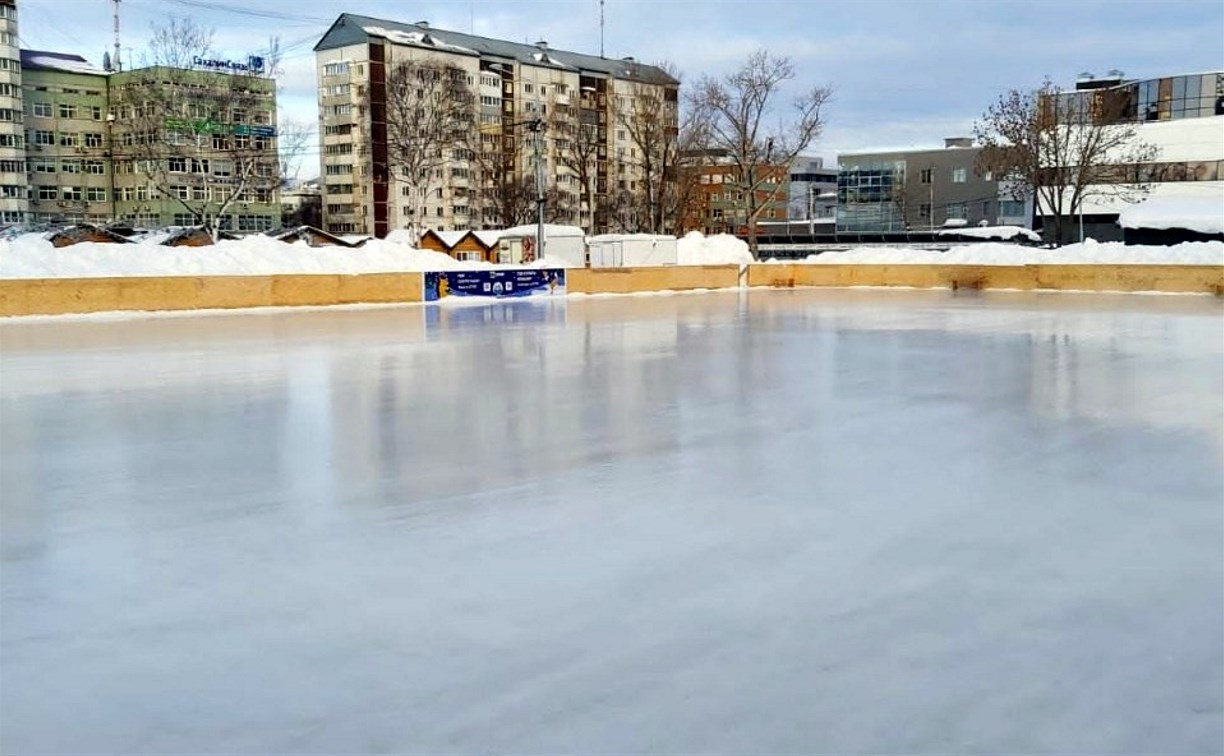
[424,269,566,301]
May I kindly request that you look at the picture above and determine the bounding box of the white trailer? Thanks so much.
[588,234,678,268]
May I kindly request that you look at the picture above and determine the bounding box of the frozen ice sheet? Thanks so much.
[2,289,1222,755]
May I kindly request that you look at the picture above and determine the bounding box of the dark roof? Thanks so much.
[20,50,103,75]
[314,14,678,86]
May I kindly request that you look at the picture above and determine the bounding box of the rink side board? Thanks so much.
[423,269,567,301]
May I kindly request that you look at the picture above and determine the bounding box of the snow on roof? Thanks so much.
[362,26,478,55]
[588,234,677,242]
[472,230,504,247]
[20,50,104,75]
[502,223,586,238]
[1118,195,1224,235]
[937,226,1042,242]
[435,230,470,247]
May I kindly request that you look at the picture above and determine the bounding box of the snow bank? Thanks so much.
[1118,195,1224,234]
[677,231,753,266]
[0,234,485,279]
[936,225,1042,243]
[804,240,1224,266]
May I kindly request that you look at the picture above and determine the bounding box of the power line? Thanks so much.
[156,0,330,25]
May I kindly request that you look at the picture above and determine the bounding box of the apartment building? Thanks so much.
[1039,70,1224,242]
[679,151,790,235]
[313,13,679,237]
[837,138,999,233]
[0,0,25,226]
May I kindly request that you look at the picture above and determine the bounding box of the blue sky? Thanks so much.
[18,0,1224,171]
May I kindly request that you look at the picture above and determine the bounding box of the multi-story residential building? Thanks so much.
[21,51,112,226]
[17,41,281,231]
[1038,71,1223,242]
[837,138,1000,233]
[679,150,790,235]
[313,14,679,237]
[0,0,26,226]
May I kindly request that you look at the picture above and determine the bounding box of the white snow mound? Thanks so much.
[0,234,488,279]
[804,240,1224,266]
[677,231,753,266]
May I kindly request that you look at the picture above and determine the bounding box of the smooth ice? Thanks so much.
[2,289,1221,755]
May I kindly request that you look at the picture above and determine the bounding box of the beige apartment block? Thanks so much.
[314,13,678,237]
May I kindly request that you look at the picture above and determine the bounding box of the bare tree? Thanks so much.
[112,16,284,240]
[616,64,682,233]
[974,77,1159,245]
[553,114,603,235]
[373,56,474,235]
[690,50,832,257]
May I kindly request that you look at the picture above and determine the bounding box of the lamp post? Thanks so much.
[528,117,545,263]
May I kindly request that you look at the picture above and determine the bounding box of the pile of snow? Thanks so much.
[803,240,1223,266]
[383,229,418,245]
[0,234,488,280]
[936,225,1042,243]
[677,231,753,266]
[1118,195,1224,234]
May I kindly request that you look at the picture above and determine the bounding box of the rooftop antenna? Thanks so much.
[600,0,605,58]
[112,0,122,71]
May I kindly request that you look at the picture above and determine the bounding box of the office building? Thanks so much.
[1039,70,1223,241]
[837,138,999,234]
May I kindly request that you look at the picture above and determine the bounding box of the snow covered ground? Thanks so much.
[0,231,755,278]
[1,288,1220,754]
[797,239,1223,266]
[0,231,1218,280]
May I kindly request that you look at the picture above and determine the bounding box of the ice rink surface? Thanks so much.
[2,288,1222,755]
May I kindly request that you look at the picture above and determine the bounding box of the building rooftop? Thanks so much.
[314,13,678,86]
[20,50,104,75]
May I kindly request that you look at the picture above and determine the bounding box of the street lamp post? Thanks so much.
[528,117,546,263]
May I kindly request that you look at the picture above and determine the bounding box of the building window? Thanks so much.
[84,132,103,147]
[32,102,52,117]
[919,168,932,184]
[322,62,351,76]
[62,186,83,201]
[173,213,197,226]
[999,200,1027,217]
[86,187,107,202]
[61,160,81,173]
[33,130,55,146]
[919,203,931,219]
[946,202,967,219]
[59,104,77,119]
[38,187,58,200]
[32,159,55,173]
[952,167,967,183]
[59,133,80,147]
[168,157,188,172]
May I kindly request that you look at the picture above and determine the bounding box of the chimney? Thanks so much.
[416,20,430,28]
[944,137,973,148]
[535,39,548,49]
[622,56,635,63]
